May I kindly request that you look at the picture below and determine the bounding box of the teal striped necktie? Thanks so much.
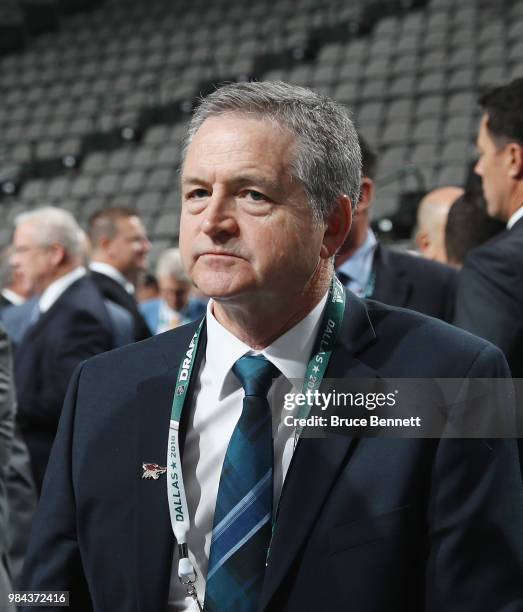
[204,355,279,611]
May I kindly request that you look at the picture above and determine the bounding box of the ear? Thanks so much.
[355,177,374,215]
[506,142,523,179]
[415,231,431,255]
[50,243,67,267]
[99,235,112,251]
[320,194,353,259]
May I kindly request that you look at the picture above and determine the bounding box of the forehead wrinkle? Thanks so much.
[187,114,296,158]
[182,115,302,198]
[182,154,293,189]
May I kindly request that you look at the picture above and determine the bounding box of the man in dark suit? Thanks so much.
[88,207,152,341]
[21,83,523,611]
[336,137,457,322]
[9,207,114,492]
[454,78,523,378]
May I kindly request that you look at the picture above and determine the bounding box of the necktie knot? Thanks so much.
[233,355,279,397]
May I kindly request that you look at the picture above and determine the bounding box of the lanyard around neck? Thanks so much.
[166,276,346,603]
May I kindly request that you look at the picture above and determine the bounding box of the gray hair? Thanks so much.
[156,248,190,283]
[182,81,362,222]
[14,206,84,259]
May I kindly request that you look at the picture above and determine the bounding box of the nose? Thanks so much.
[9,251,20,268]
[474,158,482,176]
[201,191,238,238]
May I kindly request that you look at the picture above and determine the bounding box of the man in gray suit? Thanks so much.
[0,323,16,611]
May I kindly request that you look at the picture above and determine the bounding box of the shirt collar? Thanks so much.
[1,288,25,306]
[89,261,135,294]
[205,290,329,400]
[507,206,523,230]
[38,266,86,313]
[337,228,377,288]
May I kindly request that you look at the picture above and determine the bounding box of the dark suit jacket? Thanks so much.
[371,244,457,322]
[454,217,523,377]
[14,276,114,491]
[6,426,37,588]
[20,292,523,611]
[1,297,39,350]
[2,295,134,351]
[0,324,15,604]
[90,271,151,341]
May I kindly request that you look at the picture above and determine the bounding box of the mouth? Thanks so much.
[199,251,243,259]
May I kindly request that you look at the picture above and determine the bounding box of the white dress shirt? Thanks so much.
[168,292,329,611]
[507,206,523,230]
[38,267,87,314]
[1,289,25,306]
[89,261,135,295]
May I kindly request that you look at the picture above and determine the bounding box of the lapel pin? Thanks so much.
[142,462,167,480]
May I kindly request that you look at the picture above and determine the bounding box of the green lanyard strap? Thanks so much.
[166,276,346,593]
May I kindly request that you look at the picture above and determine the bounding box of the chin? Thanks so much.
[196,286,245,301]
[194,276,254,302]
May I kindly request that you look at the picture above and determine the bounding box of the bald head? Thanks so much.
[416,186,464,263]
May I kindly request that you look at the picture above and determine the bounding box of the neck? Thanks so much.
[212,265,332,349]
[39,263,78,293]
[92,257,134,283]
[507,189,523,222]
[336,220,369,266]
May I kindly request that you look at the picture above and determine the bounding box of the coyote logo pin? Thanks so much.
[142,462,167,480]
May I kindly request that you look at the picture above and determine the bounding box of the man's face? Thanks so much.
[106,216,150,277]
[159,275,191,312]
[10,223,55,295]
[179,115,328,306]
[475,114,511,221]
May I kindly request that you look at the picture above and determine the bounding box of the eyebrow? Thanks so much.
[181,174,281,193]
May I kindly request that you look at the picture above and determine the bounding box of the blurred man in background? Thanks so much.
[135,272,160,304]
[453,78,523,476]
[9,207,114,491]
[336,136,457,322]
[454,77,523,378]
[415,186,463,263]
[88,207,152,341]
[140,248,192,334]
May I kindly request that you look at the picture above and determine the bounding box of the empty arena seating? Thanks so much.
[0,0,522,253]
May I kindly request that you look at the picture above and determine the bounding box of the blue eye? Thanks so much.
[243,190,268,202]
[188,189,209,199]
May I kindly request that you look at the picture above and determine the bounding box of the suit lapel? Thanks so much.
[15,294,64,358]
[372,244,411,308]
[1,297,39,347]
[260,292,378,610]
[134,322,206,612]
[509,216,523,233]
[17,278,88,348]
